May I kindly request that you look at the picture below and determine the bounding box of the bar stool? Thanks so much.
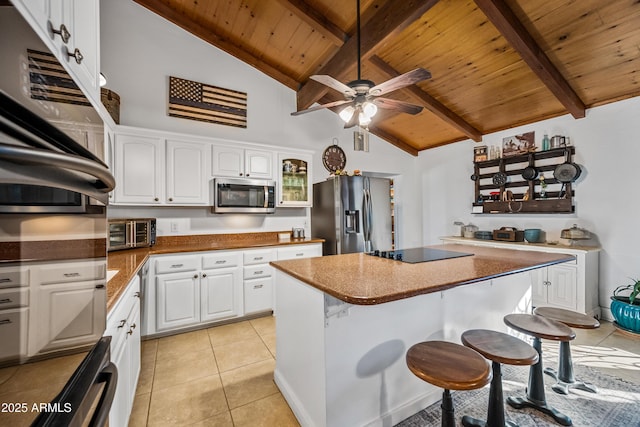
[533,306,600,395]
[503,314,574,426]
[461,329,539,427]
[406,341,491,427]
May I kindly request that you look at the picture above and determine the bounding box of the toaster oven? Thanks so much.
[108,218,156,251]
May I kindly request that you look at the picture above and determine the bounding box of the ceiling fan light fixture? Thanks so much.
[358,111,372,126]
[362,101,377,118]
[339,105,355,122]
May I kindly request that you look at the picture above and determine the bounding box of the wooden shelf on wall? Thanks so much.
[472,147,576,214]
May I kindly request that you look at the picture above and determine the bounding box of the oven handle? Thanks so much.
[88,362,118,427]
[264,186,269,208]
[0,143,115,193]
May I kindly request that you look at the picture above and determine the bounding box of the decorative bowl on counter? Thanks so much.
[524,228,542,243]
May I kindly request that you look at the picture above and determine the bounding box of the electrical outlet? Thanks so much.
[170,221,179,232]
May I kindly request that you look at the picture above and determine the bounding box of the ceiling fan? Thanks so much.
[291,0,431,128]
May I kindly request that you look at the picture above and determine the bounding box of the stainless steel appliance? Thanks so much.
[366,247,473,263]
[311,176,392,255]
[108,218,157,251]
[213,177,276,213]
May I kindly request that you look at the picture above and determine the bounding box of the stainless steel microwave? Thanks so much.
[108,218,156,251]
[213,177,276,213]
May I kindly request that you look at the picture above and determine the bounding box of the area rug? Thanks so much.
[396,354,640,427]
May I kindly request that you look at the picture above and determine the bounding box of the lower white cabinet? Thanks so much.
[276,244,323,261]
[156,271,200,331]
[0,266,29,363]
[201,266,242,322]
[531,263,578,311]
[244,277,274,314]
[29,260,106,357]
[106,275,141,427]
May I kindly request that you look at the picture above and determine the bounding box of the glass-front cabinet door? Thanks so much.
[277,153,312,207]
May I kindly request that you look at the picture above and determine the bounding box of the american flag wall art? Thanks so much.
[27,49,91,106]
[168,76,247,128]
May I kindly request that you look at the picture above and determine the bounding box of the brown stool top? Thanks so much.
[406,341,491,391]
[533,306,600,329]
[461,329,539,366]
[504,313,575,342]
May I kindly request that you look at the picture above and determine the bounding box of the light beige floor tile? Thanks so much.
[153,348,218,391]
[261,332,276,358]
[250,315,275,337]
[142,338,159,364]
[136,357,155,395]
[0,379,68,427]
[147,374,228,426]
[220,359,278,409]
[129,392,151,427]
[186,411,234,426]
[156,329,212,361]
[0,365,18,386]
[603,330,640,355]
[572,321,615,346]
[207,321,258,348]
[0,352,85,394]
[231,393,300,427]
[213,336,273,372]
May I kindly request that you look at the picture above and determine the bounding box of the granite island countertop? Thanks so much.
[106,232,323,311]
[270,243,574,305]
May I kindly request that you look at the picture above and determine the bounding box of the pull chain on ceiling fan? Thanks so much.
[291,0,432,129]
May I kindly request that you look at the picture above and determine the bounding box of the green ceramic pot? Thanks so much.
[610,296,640,333]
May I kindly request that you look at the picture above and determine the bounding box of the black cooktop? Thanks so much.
[367,247,474,263]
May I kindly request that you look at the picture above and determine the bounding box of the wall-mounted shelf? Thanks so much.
[472,147,576,214]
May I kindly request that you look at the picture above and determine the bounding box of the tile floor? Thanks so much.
[129,317,640,426]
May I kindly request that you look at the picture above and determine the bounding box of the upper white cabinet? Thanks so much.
[112,133,164,205]
[277,152,312,207]
[212,146,273,179]
[166,140,209,204]
[12,0,101,107]
[110,131,210,206]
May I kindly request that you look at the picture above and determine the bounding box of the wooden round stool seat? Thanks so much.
[534,306,600,395]
[407,341,491,427]
[503,313,573,426]
[461,330,538,427]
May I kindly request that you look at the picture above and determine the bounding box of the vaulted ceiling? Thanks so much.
[134,0,640,155]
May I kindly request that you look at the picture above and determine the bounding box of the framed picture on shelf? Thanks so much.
[474,145,488,162]
[502,131,535,157]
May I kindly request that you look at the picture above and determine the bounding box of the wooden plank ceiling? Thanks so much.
[135,0,640,155]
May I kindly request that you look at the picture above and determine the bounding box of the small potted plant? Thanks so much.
[610,278,640,334]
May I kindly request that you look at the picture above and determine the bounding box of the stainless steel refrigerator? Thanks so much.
[311,176,393,255]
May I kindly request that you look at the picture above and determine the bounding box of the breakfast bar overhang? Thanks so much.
[270,244,575,427]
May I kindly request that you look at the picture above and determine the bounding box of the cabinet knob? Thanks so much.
[48,21,70,44]
[202,273,207,278]
[193,274,198,279]
[246,174,250,177]
[169,198,173,202]
[134,292,140,298]
[65,47,84,64]
[117,319,126,328]
[127,323,137,335]
[154,197,159,202]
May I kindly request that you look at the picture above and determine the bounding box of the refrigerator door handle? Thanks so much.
[362,187,373,251]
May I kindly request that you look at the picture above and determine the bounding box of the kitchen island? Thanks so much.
[270,244,574,427]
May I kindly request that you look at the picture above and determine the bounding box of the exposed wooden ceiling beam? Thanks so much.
[367,125,419,156]
[368,55,483,142]
[133,0,299,90]
[274,0,347,46]
[296,0,440,111]
[474,0,586,119]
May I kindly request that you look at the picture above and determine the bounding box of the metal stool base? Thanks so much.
[462,414,518,427]
[507,396,572,426]
[545,340,598,395]
[544,367,598,395]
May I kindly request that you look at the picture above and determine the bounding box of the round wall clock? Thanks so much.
[322,145,347,172]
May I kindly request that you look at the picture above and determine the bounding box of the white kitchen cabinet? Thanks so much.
[440,237,600,317]
[11,0,101,107]
[276,244,322,261]
[50,120,105,161]
[156,271,200,332]
[166,139,209,205]
[201,266,242,322]
[0,265,30,362]
[243,249,276,315]
[112,133,164,204]
[106,275,141,427]
[29,259,106,356]
[277,152,313,207]
[212,145,273,179]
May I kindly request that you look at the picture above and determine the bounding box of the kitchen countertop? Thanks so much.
[106,232,324,312]
[270,243,574,305]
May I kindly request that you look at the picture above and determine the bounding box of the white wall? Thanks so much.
[418,96,640,310]
[100,0,422,248]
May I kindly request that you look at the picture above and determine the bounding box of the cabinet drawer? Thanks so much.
[243,264,273,279]
[0,288,29,309]
[36,262,106,284]
[0,268,29,289]
[243,250,275,266]
[0,307,28,361]
[277,244,322,260]
[155,256,200,274]
[202,252,241,269]
[244,277,273,314]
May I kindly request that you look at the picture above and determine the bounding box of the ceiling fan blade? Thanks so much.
[310,75,357,97]
[369,68,431,97]
[291,99,353,116]
[373,98,424,115]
